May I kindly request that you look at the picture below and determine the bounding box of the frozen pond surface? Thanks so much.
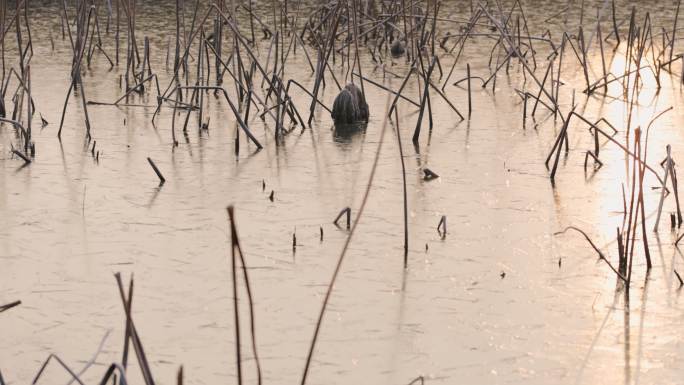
[3,1,684,384]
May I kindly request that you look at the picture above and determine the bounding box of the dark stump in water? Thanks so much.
[331,83,369,125]
[390,40,406,57]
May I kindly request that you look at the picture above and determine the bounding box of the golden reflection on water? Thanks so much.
[549,43,684,385]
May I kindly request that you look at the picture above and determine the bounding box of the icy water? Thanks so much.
[3,1,684,384]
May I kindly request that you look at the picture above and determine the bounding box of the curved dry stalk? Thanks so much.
[226,206,263,385]
[554,226,628,282]
[300,94,391,385]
